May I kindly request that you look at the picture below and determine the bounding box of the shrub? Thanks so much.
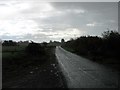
[25,42,45,56]
[62,30,120,61]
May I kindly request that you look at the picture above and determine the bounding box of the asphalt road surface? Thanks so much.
[55,46,119,88]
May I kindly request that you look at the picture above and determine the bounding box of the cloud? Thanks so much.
[0,19,40,36]
[66,9,85,14]
[86,23,95,27]
[0,1,118,42]
[0,1,31,20]
[40,28,83,38]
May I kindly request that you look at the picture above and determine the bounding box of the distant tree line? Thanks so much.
[62,31,120,61]
[2,40,17,46]
[2,40,29,46]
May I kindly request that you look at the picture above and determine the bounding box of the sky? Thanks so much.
[0,1,118,42]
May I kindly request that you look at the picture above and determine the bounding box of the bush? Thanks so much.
[25,42,45,56]
[102,31,120,58]
[62,30,120,61]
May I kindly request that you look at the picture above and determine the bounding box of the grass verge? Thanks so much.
[3,46,67,88]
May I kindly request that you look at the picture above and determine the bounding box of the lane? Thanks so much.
[55,46,119,88]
